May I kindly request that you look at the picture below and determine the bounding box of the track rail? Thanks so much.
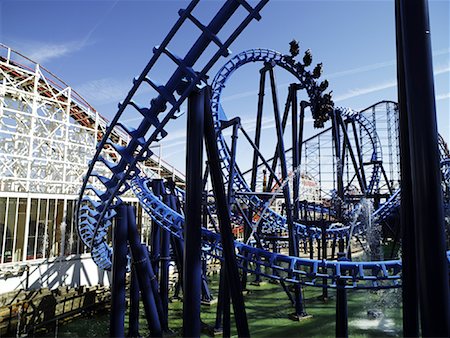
[132,176,411,289]
[210,49,383,238]
[76,3,449,275]
[77,0,270,270]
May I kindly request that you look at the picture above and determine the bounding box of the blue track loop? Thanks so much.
[77,3,450,273]
[210,49,383,240]
[77,0,270,270]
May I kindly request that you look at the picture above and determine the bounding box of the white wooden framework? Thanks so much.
[0,44,184,264]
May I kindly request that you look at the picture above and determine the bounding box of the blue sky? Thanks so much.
[1,0,449,173]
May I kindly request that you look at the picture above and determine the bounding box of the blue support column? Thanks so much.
[150,219,161,279]
[110,204,128,338]
[201,256,212,304]
[128,264,140,338]
[335,254,348,338]
[289,85,308,318]
[154,182,171,332]
[183,87,205,338]
[127,206,162,337]
[204,86,250,337]
[214,265,225,332]
[171,236,184,300]
[398,0,450,336]
[160,211,170,330]
[167,188,184,301]
[394,0,419,336]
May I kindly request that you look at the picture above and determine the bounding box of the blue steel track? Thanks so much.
[77,0,450,288]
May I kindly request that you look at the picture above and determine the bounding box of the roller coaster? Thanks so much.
[76,0,450,337]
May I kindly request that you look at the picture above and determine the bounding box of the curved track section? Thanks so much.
[131,176,408,290]
[439,135,450,188]
[210,49,383,239]
[372,135,450,222]
[77,0,270,270]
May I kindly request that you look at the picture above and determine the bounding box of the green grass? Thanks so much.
[47,273,403,337]
[133,277,402,337]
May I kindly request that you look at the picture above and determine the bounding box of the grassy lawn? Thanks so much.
[165,277,403,337]
[48,272,402,337]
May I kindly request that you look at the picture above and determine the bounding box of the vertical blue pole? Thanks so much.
[110,204,128,338]
[160,215,170,330]
[183,87,205,338]
[127,206,162,337]
[399,0,450,335]
[394,0,419,336]
[214,265,225,332]
[290,84,307,318]
[155,182,170,332]
[335,254,348,338]
[321,222,328,300]
[268,68,298,259]
[150,219,160,279]
[128,264,140,338]
[204,86,250,337]
[171,236,184,300]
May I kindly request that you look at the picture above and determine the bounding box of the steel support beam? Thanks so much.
[204,86,250,338]
[110,204,128,338]
[335,254,348,338]
[128,264,140,338]
[395,16,420,336]
[250,67,268,193]
[127,206,163,337]
[289,85,308,317]
[160,198,171,331]
[268,67,299,258]
[397,0,450,336]
[183,88,205,338]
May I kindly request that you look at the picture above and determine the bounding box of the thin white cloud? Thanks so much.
[75,78,131,105]
[335,63,450,103]
[81,0,120,46]
[8,0,120,65]
[437,92,450,101]
[219,48,450,104]
[435,64,450,75]
[328,47,449,80]
[334,80,397,102]
[328,60,395,79]
[26,40,89,64]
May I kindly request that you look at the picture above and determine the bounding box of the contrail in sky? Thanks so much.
[220,47,450,103]
[335,63,449,102]
[81,0,121,46]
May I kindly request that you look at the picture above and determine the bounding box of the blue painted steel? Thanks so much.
[132,176,406,289]
[74,2,450,313]
[398,0,450,334]
[128,265,140,338]
[110,205,128,338]
[183,87,205,337]
[150,179,171,331]
[77,0,270,270]
[203,86,250,337]
[210,49,384,240]
[335,254,349,338]
[130,173,450,289]
[127,205,163,336]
